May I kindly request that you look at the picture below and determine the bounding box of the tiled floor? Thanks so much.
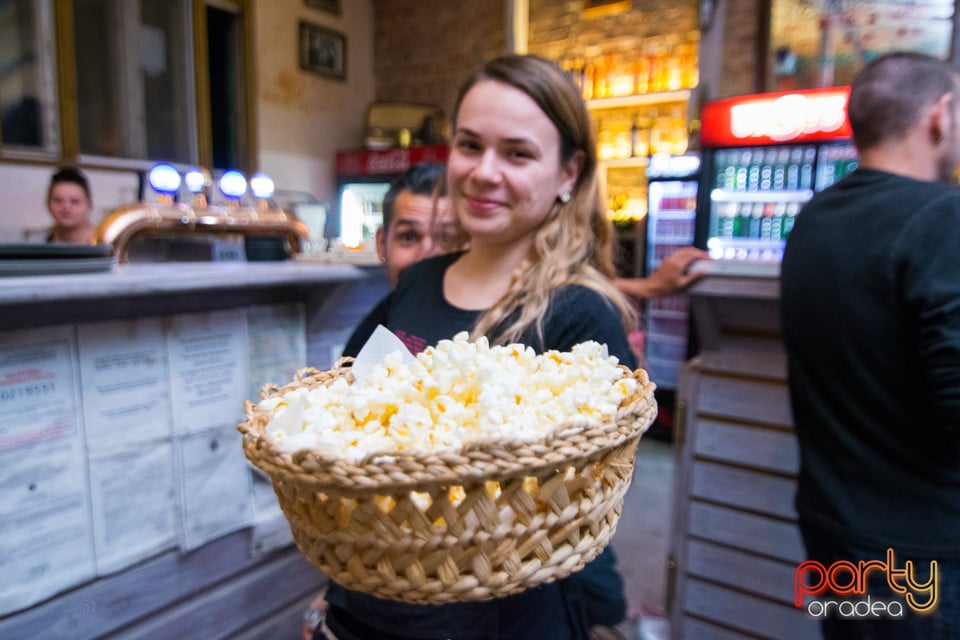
[608,434,676,640]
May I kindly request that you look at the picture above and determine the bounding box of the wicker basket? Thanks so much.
[238,359,657,605]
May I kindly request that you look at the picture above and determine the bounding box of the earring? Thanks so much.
[558,191,572,204]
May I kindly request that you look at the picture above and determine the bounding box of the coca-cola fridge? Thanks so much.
[334,144,449,253]
[695,86,859,266]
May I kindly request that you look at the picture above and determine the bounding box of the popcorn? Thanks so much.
[260,332,638,462]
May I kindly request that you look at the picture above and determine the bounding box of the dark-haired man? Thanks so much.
[781,52,960,638]
[341,162,452,358]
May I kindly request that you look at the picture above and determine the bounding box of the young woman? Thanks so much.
[323,54,639,640]
[45,167,96,244]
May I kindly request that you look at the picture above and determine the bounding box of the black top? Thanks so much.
[781,168,960,557]
[329,252,637,639]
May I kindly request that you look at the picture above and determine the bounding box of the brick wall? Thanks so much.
[371,0,505,116]
[371,0,767,118]
[718,0,766,97]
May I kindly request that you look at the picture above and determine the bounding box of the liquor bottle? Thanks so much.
[633,52,650,95]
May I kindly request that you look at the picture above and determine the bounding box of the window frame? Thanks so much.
[1,0,255,173]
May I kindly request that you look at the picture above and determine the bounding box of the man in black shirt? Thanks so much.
[781,52,960,638]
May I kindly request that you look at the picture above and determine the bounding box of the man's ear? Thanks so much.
[375,226,387,262]
[929,92,953,145]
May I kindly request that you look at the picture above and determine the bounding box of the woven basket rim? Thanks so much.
[238,360,657,494]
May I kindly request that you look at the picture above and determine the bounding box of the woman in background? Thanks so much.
[45,166,95,244]
[321,54,641,640]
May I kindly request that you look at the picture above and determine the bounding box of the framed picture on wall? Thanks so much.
[304,0,340,16]
[298,21,346,81]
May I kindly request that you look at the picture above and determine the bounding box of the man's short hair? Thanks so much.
[381,162,445,230]
[848,52,960,151]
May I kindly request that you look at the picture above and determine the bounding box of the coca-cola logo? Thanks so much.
[731,93,848,142]
[366,149,411,174]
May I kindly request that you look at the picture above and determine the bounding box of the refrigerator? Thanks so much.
[643,152,700,396]
[334,144,449,253]
[695,86,858,264]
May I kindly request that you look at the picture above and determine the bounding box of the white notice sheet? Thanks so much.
[78,318,172,448]
[86,442,177,575]
[175,426,254,550]
[245,304,306,553]
[0,327,95,615]
[245,303,306,401]
[166,310,248,435]
[77,318,178,575]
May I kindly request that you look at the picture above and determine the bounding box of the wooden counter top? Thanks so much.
[0,261,365,305]
[0,261,370,332]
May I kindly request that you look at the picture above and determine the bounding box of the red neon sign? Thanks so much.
[701,86,852,147]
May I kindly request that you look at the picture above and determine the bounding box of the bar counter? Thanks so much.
[0,260,389,640]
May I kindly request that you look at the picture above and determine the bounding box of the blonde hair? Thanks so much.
[448,54,636,346]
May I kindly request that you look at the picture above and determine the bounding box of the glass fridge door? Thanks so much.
[644,178,697,391]
[705,144,817,262]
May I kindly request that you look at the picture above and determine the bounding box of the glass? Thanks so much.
[770,0,955,91]
[73,0,195,162]
[0,0,58,152]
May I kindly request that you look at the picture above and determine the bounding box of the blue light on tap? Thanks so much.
[184,167,208,194]
[147,163,182,195]
[249,173,275,199]
[218,170,247,200]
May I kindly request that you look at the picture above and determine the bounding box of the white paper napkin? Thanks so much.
[351,324,416,384]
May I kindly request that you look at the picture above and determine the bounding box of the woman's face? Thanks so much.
[447,79,580,250]
[48,182,92,229]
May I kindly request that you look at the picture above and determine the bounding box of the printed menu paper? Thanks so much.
[167,310,253,550]
[175,425,253,551]
[167,310,249,434]
[0,326,95,614]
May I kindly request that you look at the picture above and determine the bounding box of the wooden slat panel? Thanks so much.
[685,539,798,606]
[110,550,322,640]
[682,617,764,640]
[696,375,793,427]
[683,578,819,640]
[687,502,806,564]
[698,335,787,381]
[694,419,799,474]
[0,531,318,640]
[691,461,797,519]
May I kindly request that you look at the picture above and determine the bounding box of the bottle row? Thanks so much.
[713,201,802,241]
[560,36,700,101]
[597,106,688,160]
[714,146,817,193]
